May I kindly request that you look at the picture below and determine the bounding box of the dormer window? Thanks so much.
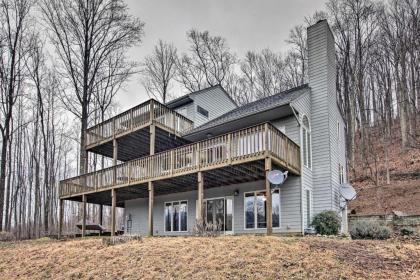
[302,116,312,169]
[197,105,209,118]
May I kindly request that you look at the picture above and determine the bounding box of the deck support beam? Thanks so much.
[99,204,103,235]
[58,199,64,239]
[82,194,87,237]
[148,182,154,236]
[197,172,204,222]
[99,204,103,225]
[265,157,273,235]
[111,189,116,236]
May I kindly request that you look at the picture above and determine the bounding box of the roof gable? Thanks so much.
[185,84,309,136]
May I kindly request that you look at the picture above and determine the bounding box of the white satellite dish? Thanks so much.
[340,183,357,201]
[267,170,288,185]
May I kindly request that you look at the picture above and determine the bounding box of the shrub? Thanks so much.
[311,211,341,235]
[193,219,222,237]
[102,235,142,246]
[350,221,391,240]
[400,227,416,236]
[0,231,15,242]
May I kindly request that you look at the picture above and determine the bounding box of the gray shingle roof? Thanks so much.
[185,84,309,135]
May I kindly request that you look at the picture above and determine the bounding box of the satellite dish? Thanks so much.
[340,183,356,201]
[267,170,288,185]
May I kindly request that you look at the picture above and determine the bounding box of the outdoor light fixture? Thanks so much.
[234,189,239,196]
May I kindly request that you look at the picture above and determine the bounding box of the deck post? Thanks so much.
[150,124,155,155]
[170,150,174,175]
[111,189,116,236]
[264,123,269,156]
[113,139,118,184]
[227,134,232,164]
[148,181,154,236]
[82,194,87,237]
[149,99,154,124]
[99,204,103,225]
[265,157,273,235]
[197,171,204,222]
[58,199,64,239]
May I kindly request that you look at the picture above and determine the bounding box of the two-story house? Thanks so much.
[58,20,347,237]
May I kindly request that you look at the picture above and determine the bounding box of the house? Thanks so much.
[58,20,347,237]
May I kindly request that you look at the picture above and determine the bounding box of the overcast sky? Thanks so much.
[119,0,326,111]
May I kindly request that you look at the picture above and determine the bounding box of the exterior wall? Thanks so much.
[124,176,302,236]
[291,92,314,229]
[174,86,237,127]
[308,20,342,216]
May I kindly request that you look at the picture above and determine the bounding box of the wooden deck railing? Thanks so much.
[60,123,301,198]
[86,99,194,148]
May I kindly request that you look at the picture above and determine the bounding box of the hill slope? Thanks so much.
[0,237,419,279]
[348,122,420,215]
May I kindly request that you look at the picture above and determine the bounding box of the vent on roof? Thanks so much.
[197,105,209,118]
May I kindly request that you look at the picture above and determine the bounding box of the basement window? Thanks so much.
[164,201,188,232]
[197,105,209,118]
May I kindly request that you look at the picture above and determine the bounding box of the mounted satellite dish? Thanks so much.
[267,170,288,186]
[340,183,357,201]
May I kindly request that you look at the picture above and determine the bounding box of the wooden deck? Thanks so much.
[86,99,194,150]
[60,123,300,199]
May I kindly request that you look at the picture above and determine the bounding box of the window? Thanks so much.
[164,201,188,232]
[339,164,345,184]
[337,122,340,141]
[302,116,312,168]
[197,105,209,118]
[244,189,280,229]
[306,189,311,227]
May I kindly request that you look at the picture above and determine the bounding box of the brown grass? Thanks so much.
[0,236,419,280]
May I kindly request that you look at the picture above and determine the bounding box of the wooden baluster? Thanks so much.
[170,150,174,175]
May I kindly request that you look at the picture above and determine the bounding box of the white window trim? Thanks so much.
[203,196,235,234]
[301,115,312,170]
[337,121,340,141]
[305,188,312,228]
[339,164,345,184]
[163,200,189,233]
[243,189,281,230]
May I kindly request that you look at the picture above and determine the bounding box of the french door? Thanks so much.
[204,197,234,234]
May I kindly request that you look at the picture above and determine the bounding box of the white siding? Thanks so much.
[191,87,237,127]
[124,176,302,236]
[291,92,314,228]
[308,20,345,215]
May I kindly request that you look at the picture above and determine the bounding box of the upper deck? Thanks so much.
[86,99,194,161]
[60,123,301,204]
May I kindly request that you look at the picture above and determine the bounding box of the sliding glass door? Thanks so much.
[204,197,234,234]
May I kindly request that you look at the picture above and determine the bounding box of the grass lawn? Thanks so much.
[0,235,419,279]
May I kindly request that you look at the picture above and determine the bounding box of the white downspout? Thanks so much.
[290,104,305,236]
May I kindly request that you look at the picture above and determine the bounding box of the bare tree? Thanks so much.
[141,40,177,104]
[176,30,236,92]
[0,0,33,231]
[240,49,288,100]
[40,0,144,175]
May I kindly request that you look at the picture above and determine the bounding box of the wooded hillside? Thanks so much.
[349,120,420,215]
